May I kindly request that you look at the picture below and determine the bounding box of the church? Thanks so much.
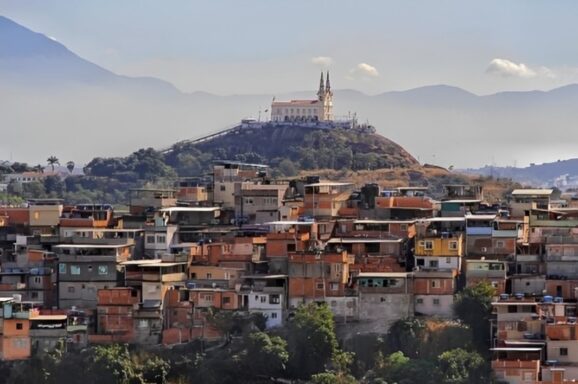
[270,72,333,122]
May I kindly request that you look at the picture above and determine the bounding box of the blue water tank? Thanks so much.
[543,295,553,303]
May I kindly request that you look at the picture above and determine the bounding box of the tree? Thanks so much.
[437,348,488,384]
[278,159,297,177]
[46,156,60,172]
[453,282,496,352]
[311,351,358,384]
[369,351,441,384]
[286,303,338,379]
[238,332,288,379]
[385,318,425,358]
[66,161,75,174]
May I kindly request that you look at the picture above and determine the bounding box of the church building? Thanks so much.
[270,72,333,122]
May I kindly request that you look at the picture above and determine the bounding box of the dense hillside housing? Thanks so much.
[2,164,578,383]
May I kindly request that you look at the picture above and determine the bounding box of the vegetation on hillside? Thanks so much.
[0,284,496,383]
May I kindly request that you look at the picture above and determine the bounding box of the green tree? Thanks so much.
[238,332,288,379]
[88,344,140,384]
[437,348,488,384]
[453,282,496,352]
[310,351,358,384]
[370,351,441,384]
[286,303,338,379]
[385,318,425,358]
[46,156,60,172]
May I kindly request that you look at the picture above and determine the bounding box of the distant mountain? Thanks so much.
[461,158,578,186]
[1,16,578,169]
[0,15,179,94]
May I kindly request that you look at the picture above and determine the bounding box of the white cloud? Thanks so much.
[486,58,556,79]
[311,56,333,67]
[348,62,380,79]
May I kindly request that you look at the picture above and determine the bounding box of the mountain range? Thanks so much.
[1,15,578,170]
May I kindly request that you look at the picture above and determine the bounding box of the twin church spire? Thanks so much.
[317,71,332,100]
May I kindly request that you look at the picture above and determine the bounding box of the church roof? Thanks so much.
[272,99,319,106]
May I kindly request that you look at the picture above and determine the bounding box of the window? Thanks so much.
[287,244,296,252]
[271,312,278,319]
[157,235,166,244]
[424,241,433,250]
[34,277,41,284]
[496,241,504,249]
[16,323,23,330]
[448,241,458,250]
[220,185,226,191]
[146,236,155,244]
[98,265,108,275]
[400,224,408,231]
[206,273,212,279]
[70,265,81,275]
[433,298,440,305]
[416,298,424,304]
[508,306,518,313]
[316,282,324,290]
[330,283,339,291]
[416,258,425,266]
[31,292,39,299]
[429,260,439,268]
[223,297,231,304]
[68,286,75,293]
[431,280,440,288]
[270,295,281,304]
[560,347,568,356]
[260,296,267,303]
[59,264,66,274]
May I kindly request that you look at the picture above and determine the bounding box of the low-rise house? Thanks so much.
[56,243,134,309]
[465,259,507,294]
[288,250,355,320]
[353,272,413,333]
[465,214,496,257]
[0,297,32,361]
[491,348,541,384]
[29,313,67,355]
[414,220,464,274]
[510,189,556,218]
[239,275,287,328]
[91,287,140,344]
[129,189,177,216]
[303,182,353,219]
[413,270,455,317]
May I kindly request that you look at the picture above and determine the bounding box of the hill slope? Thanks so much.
[162,124,419,175]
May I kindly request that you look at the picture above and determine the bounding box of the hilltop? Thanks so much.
[162,123,419,175]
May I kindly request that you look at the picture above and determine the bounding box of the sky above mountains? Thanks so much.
[3,0,578,95]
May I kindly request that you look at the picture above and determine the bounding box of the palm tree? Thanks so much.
[66,161,75,174]
[47,156,60,172]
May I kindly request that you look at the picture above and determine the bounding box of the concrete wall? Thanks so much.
[356,293,413,333]
[414,294,454,317]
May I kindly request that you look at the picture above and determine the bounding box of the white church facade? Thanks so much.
[270,72,333,122]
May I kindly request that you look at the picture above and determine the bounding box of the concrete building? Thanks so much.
[239,275,287,328]
[353,272,414,333]
[55,243,134,309]
[413,270,455,317]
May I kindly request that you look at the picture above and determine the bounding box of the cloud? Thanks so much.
[348,62,380,79]
[486,58,555,79]
[311,56,333,67]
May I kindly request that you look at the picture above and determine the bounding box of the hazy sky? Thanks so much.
[3,0,578,96]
